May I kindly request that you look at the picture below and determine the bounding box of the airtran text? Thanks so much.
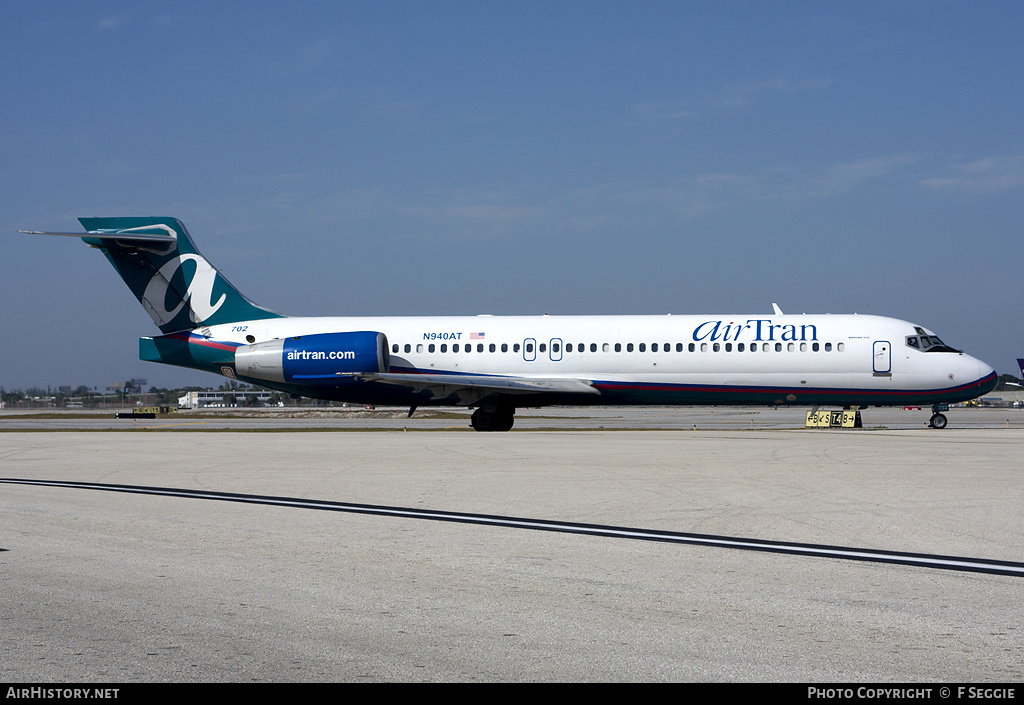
[286,350,356,361]
[693,319,818,343]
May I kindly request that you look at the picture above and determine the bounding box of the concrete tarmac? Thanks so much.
[1,408,1022,682]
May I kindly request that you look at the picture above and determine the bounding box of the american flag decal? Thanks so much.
[470,332,486,339]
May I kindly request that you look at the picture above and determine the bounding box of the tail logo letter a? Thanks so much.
[142,254,226,327]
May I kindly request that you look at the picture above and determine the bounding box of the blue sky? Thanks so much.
[2,1,1022,391]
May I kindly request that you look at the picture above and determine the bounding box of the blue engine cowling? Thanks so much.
[234,331,389,385]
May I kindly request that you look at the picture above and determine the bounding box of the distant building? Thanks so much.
[178,389,278,409]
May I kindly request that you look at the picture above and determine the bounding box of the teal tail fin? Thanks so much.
[73,217,284,334]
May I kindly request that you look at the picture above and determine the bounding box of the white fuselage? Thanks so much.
[196,312,996,408]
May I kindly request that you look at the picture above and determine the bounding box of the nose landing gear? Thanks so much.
[929,403,949,429]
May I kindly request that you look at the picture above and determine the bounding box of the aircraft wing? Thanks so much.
[343,372,600,406]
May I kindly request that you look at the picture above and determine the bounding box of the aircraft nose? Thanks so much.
[964,354,997,393]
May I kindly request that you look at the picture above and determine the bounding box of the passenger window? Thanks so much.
[689,343,696,352]
[501,343,508,353]
[812,342,819,352]
[651,343,658,352]
[737,343,745,352]
[615,343,622,352]
[404,344,412,353]
[477,344,484,352]
[539,343,546,353]
[591,343,598,352]
[428,344,435,353]
[627,343,634,352]
[638,343,645,352]
[453,344,460,353]
[513,343,520,353]
[825,343,832,352]
[417,344,424,353]
[725,343,732,352]
[392,344,399,353]
[440,344,447,353]
[837,343,845,352]
[525,343,533,353]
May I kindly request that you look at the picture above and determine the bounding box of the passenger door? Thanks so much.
[873,341,891,374]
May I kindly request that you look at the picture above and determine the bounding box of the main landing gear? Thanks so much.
[471,404,515,432]
[929,403,949,429]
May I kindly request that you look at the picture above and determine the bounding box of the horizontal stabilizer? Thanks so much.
[19,229,176,243]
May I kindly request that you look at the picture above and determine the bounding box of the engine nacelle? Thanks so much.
[234,331,389,385]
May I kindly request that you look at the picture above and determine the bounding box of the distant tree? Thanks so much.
[149,387,175,405]
[1,389,23,405]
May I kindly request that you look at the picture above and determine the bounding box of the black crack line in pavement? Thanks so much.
[4,478,1023,578]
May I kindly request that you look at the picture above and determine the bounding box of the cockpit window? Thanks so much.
[906,334,960,353]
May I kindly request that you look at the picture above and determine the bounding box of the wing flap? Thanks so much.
[343,372,600,404]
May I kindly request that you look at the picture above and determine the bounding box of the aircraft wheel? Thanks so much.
[929,413,948,429]
[495,413,514,432]
[471,407,515,432]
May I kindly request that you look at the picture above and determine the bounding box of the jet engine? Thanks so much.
[234,331,389,385]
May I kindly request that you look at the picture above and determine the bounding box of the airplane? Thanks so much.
[20,217,997,431]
